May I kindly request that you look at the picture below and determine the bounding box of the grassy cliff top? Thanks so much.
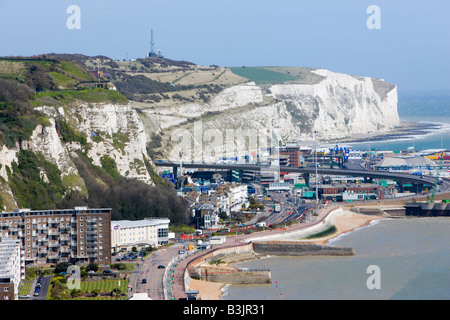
[0,55,128,147]
[228,66,325,85]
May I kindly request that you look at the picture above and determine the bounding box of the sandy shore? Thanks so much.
[188,279,227,300]
[316,210,385,245]
[188,209,386,300]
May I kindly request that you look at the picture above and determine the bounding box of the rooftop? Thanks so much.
[111,218,170,230]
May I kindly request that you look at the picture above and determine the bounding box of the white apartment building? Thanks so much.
[0,238,23,300]
[229,184,249,212]
[111,218,170,252]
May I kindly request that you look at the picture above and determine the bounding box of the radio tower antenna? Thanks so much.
[149,29,155,57]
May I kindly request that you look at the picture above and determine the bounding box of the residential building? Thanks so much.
[320,184,391,201]
[0,239,23,300]
[0,207,111,266]
[111,218,170,252]
[193,204,219,230]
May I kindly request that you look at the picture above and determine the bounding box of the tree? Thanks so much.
[70,289,82,298]
[54,262,70,274]
[86,263,98,272]
[91,289,100,297]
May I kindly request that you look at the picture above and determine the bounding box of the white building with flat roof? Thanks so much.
[111,218,170,252]
[0,238,23,300]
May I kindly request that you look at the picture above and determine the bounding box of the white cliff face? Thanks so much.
[27,118,79,177]
[143,82,265,131]
[267,69,399,140]
[149,68,399,162]
[209,82,264,111]
[0,145,18,182]
[72,103,152,183]
[35,102,154,185]
[147,69,398,144]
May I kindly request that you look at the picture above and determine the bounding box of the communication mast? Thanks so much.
[147,29,164,58]
[149,29,155,57]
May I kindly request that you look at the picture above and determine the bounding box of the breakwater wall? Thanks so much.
[189,266,272,284]
[186,243,271,284]
[348,206,405,217]
[252,240,355,256]
[185,239,354,288]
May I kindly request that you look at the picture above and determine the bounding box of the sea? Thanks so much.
[349,92,450,151]
[222,91,450,300]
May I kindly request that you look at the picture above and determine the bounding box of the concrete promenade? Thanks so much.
[171,205,336,300]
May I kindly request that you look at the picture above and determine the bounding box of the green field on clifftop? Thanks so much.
[229,66,297,84]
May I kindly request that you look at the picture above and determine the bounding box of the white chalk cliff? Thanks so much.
[142,68,399,159]
[0,102,154,209]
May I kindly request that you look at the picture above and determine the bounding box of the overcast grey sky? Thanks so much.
[0,0,449,93]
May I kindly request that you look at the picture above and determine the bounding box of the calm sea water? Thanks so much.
[223,93,450,300]
[350,92,450,151]
[223,218,450,300]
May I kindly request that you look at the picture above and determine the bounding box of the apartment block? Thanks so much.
[0,239,23,300]
[0,207,111,266]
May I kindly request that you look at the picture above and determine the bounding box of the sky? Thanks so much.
[0,0,449,93]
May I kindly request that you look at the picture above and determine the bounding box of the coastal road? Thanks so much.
[170,204,335,300]
[134,244,184,300]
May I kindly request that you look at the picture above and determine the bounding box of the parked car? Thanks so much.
[141,278,147,284]
[103,270,112,274]
[157,265,165,269]
[19,294,31,299]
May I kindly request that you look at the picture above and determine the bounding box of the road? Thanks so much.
[134,244,185,300]
[31,276,52,300]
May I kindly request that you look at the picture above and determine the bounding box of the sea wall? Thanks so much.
[189,266,271,284]
[244,207,344,242]
[252,240,355,256]
[187,244,271,284]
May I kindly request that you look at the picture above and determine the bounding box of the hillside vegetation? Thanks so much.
[0,54,190,225]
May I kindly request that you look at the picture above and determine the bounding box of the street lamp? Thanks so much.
[314,130,319,203]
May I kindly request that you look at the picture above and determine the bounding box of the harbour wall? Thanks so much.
[186,243,272,284]
[252,240,355,256]
[185,239,354,287]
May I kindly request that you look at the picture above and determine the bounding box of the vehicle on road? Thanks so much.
[157,265,165,269]
[141,278,147,284]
